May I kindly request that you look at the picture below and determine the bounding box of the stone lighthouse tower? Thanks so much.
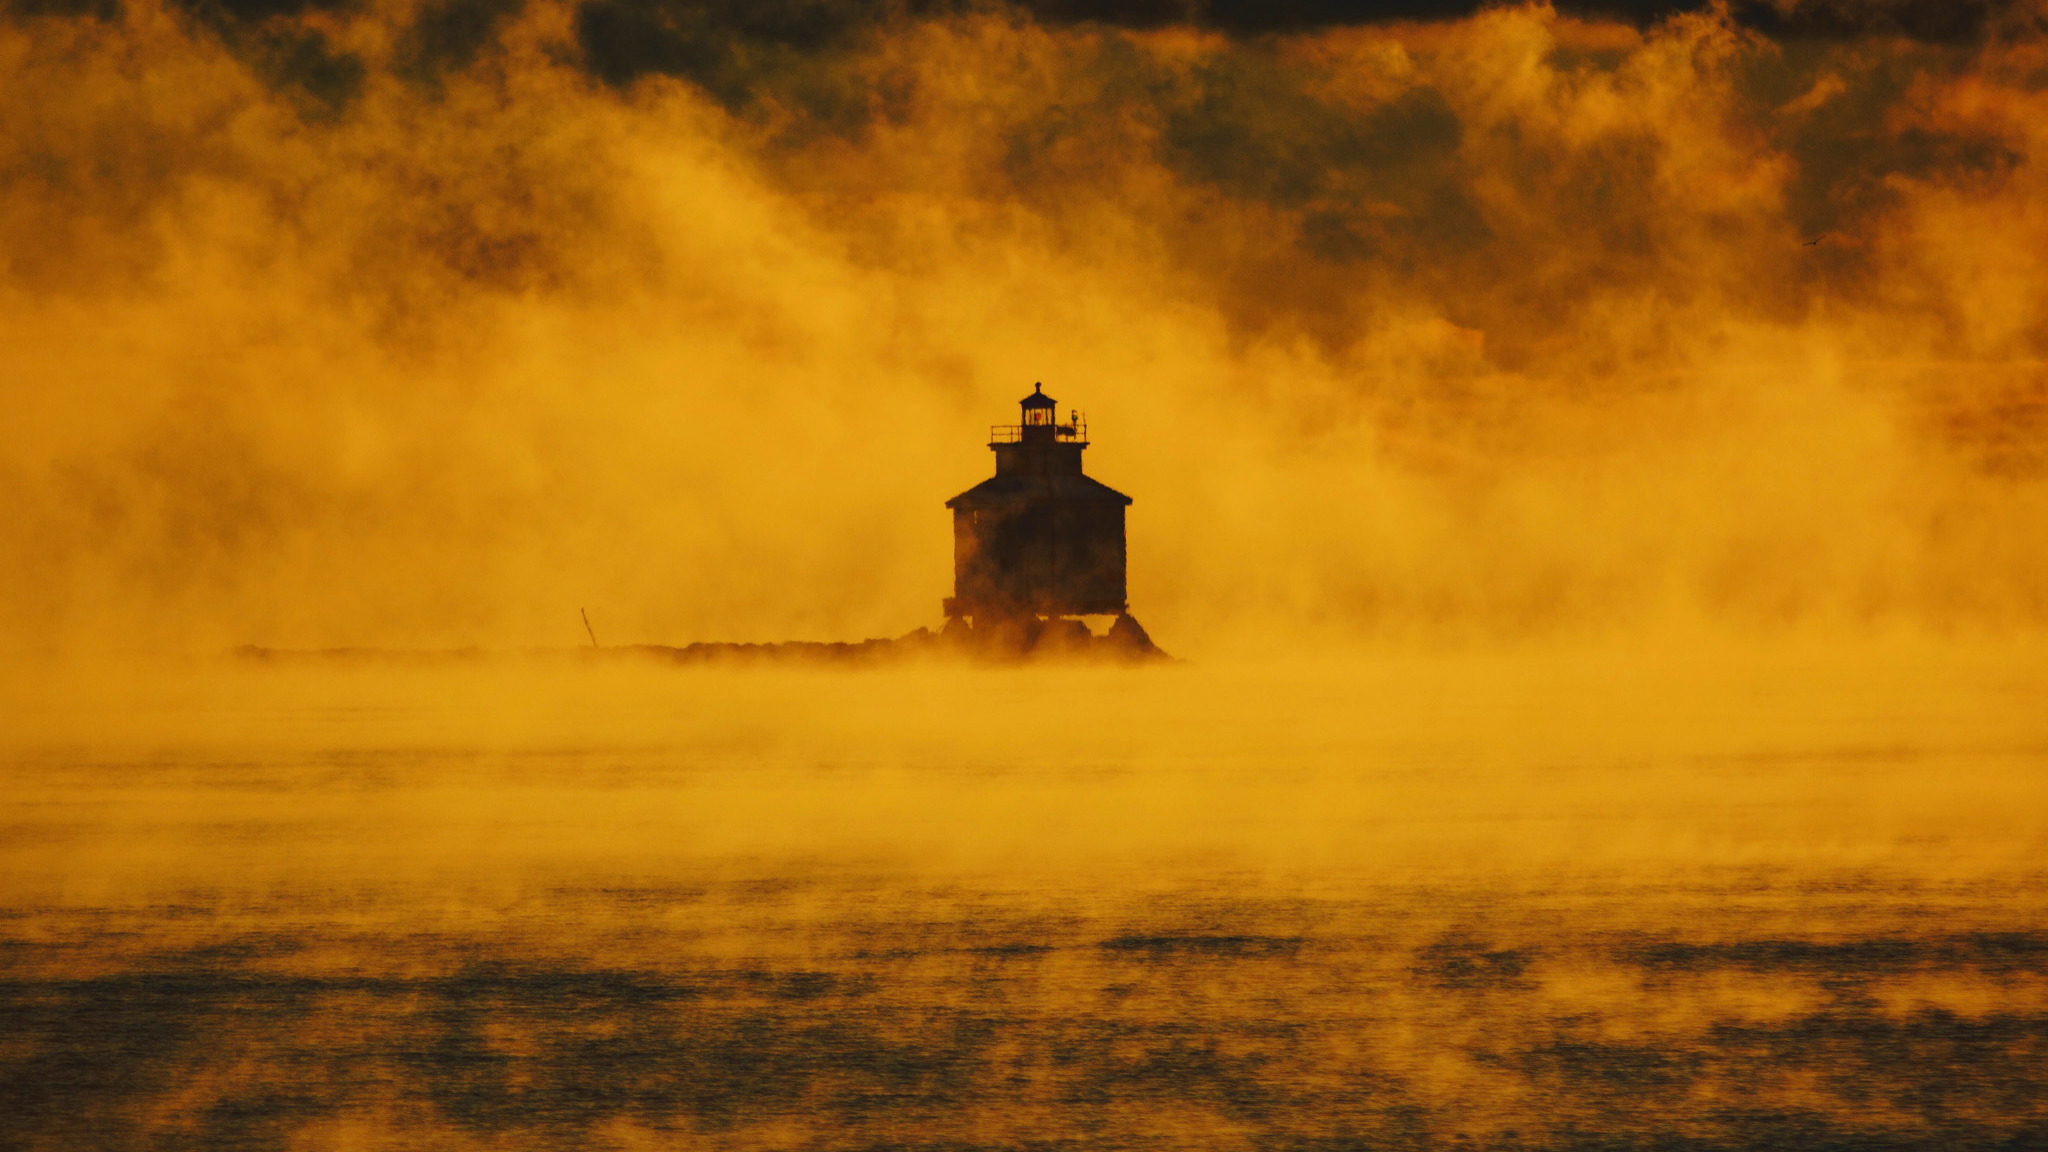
[943,383,1156,652]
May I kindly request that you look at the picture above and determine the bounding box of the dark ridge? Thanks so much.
[626,638,921,665]
[227,621,1171,667]
[230,645,495,663]
[622,632,1167,664]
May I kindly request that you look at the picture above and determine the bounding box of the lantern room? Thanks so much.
[1019,382,1059,441]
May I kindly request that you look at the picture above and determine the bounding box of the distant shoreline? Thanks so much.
[228,625,1172,667]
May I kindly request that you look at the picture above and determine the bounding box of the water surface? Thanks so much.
[3,643,2045,1149]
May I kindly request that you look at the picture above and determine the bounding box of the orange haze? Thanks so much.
[3,0,2046,657]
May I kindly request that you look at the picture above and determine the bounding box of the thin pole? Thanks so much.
[581,608,599,648]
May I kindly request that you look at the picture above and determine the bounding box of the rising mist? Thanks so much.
[3,0,2045,656]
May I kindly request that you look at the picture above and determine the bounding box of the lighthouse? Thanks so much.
[944,383,1154,651]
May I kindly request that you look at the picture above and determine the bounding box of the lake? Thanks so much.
[3,640,2044,1150]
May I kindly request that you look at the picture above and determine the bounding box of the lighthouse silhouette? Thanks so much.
[943,383,1157,653]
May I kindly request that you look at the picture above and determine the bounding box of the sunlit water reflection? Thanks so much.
[3,643,2045,1149]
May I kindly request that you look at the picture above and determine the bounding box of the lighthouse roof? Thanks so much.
[1020,382,1058,409]
[946,472,1131,509]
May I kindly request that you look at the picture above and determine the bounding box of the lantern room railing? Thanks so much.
[990,420,1087,445]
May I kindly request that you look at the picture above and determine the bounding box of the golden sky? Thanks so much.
[3,0,2044,655]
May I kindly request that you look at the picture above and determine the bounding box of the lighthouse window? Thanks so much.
[1025,407,1052,426]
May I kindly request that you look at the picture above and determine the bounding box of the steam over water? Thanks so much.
[8,0,2048,1142]
[4,645,2044,1150]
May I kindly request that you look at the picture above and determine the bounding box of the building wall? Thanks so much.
[952,502,1126,618]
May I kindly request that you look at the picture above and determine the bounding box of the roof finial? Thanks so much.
[1034,382,1043,393]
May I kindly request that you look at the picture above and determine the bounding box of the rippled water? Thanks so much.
[3,643,2045,1150]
